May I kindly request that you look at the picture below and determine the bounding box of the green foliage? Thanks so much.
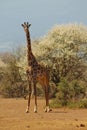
[50,98,62,108]
[68,99,87,108]
[56,79,71,106]
[70,80,86,101]
[50,79,86,108]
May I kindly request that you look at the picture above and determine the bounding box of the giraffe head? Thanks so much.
[21,22,31,33]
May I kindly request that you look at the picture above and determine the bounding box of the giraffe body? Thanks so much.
[22,22,51,113]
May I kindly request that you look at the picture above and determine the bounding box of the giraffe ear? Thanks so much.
[29,24,31,27]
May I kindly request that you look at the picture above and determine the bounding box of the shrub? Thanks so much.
[50,79,87,108]
[0,56,27,98]
[68,99,87,108]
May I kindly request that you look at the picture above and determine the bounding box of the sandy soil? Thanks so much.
[0,98,87,130]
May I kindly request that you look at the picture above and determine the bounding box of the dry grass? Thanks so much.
[0,98,87,130]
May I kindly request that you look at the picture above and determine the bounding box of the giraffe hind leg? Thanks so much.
[44,86,52,112]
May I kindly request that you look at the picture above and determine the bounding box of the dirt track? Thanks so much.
[0,98,87,130]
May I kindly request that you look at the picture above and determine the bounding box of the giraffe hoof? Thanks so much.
[44,107,52,113]
[34,109,37,113]
[34,106,37,113]
[26,109,29,113]
[34,110,37,113]
[44,108,47,112]
[48,108,52,112]
[26,111,29,113]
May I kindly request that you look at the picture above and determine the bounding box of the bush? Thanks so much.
[50,99,87,109]
[0,56,27,98]
[56,79,72,106]
[68,99,87,108]
[50,98,62,108]
[50,79,86,108]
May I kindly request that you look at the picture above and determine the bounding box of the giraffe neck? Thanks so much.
[26,30,38,66]
[26,31,31,52]
[26,31,32,66]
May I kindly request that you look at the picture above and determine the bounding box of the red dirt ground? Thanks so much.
[0,98,87,130]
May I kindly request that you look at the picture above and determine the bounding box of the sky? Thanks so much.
[0,0,87,52]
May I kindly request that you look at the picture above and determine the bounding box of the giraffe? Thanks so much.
[21,22,51,113]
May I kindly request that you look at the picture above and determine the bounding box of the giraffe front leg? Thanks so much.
[26,81,32,113]
[34,105,37,113]
[33,82,37,113]
[26,106,29,113]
